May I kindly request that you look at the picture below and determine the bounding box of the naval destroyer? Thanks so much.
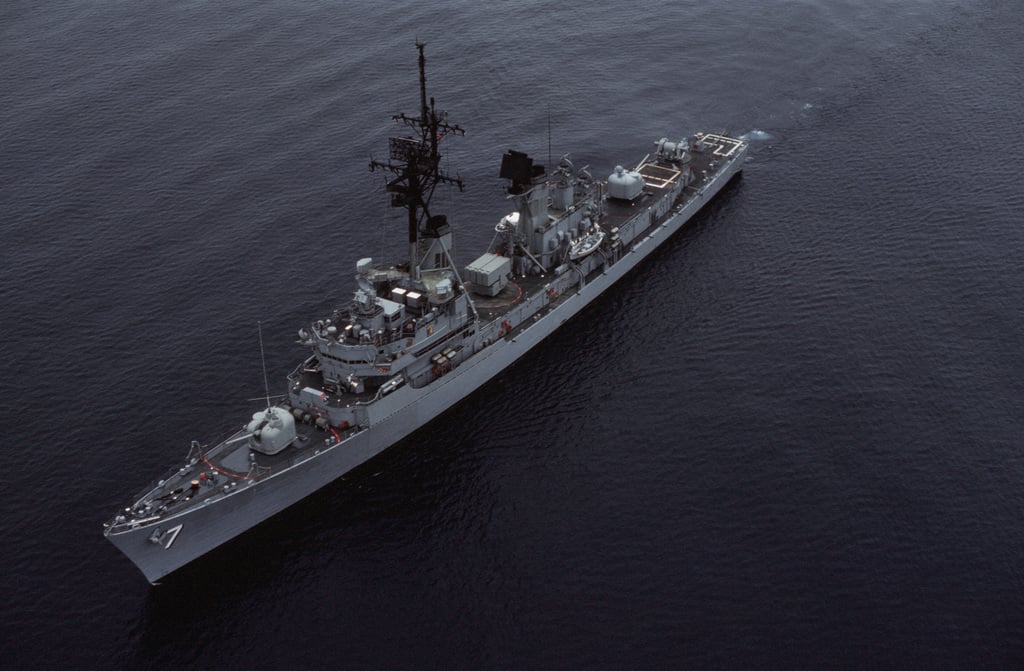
[104,44,749,583]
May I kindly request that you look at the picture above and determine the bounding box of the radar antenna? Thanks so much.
[369,42,465,280]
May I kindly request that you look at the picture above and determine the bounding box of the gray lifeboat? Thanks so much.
[568,228,605,261]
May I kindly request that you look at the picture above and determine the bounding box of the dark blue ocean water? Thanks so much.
[2,0,1023,668]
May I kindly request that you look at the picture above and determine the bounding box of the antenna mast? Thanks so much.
[369,42,465,281]
[258,321,271,411]
[547,106,552,173]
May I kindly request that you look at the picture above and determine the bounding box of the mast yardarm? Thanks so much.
[369,42,465,279]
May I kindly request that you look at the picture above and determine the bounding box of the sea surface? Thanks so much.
[2,0,1023,668]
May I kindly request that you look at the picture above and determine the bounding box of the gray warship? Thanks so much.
[104,44,749,583]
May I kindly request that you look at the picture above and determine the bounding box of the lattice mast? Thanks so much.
[369,42,464,280]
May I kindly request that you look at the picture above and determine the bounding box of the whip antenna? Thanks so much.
[547,106,552,173]
[258,321,271,410]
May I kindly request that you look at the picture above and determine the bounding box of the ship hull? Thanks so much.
[106,144,746,583]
